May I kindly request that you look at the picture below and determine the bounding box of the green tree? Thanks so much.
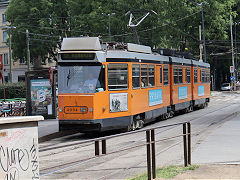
[5,0,239,76]
[6,0,68,67]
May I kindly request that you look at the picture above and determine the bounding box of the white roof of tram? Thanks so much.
[61,37,102,51]
[59,37,210,67]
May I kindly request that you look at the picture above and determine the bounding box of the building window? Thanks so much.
[18,76,25,82]
[20,57,25,64]
[173,66,183,84]
[2,31,8,43]
[132,64,140,89]
[42,57,46,65]
[141,64,148,88]
[148,65,155,87]
[3,53,8,65]
[163,65,168,85]
[186,67,191,83]
[194,69,198,83]
[2,14,6,23]
[108,63,128,90]
[4,76,8,83]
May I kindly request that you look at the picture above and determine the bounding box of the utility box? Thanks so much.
[0,116,43,180]
[25,69,57,119]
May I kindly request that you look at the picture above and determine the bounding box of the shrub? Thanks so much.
[0,82,26,99]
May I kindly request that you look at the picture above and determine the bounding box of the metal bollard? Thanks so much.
[102,139,106,155]
[151,129,156,179]
[187,122,191,165]
[146,130,151,180]
[183,123,188,167]
[95,140,100,156]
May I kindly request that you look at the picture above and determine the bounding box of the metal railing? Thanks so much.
[41,121,191,180]
[94,122,191,180]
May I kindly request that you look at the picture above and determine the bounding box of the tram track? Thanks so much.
[40,102,240,178]
[95,105,240,180]
[39,102,235,153]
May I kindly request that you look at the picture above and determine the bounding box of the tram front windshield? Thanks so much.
[58,65,105,93]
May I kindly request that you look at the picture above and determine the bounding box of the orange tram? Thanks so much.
[58,37,210,132]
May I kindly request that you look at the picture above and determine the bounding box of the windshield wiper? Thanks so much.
[67,69,71,86]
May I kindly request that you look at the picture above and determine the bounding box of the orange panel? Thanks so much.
[58,94,94,120]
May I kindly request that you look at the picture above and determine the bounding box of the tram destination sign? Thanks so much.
[61,53,95,60]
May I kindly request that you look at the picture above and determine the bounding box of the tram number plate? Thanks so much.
[64,106,88,114]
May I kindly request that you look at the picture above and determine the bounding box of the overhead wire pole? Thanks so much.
[200,2,207,62]
[230,15,236,91]
[102,13,115,41]
[8,28,12,83]
[0,26,16,83]
[26,29,30,71]
[234,22,238,81]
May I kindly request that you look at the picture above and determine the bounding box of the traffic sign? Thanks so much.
[230,66,234,73]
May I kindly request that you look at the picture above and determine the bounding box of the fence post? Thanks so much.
[183,123,188,167]
[146,130,151,180]
[95,140,100,156]
[187,122,191,165]
[151,129,156,179]
[102,139,106,155]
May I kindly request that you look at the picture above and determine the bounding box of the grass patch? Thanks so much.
[129,165,199,180]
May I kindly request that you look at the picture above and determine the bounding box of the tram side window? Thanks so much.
[149,65,155,87]
[200,69,202,83]
[202,70,205,83]
[108,64,128,90]
[132,64,140,89]
[173,66,183,84]
[163,65,168,85]
[206,70,209,83]
[186,67,191,83]
[179,67,183,83]
[207,70,210,82]
[194,69,198,83]
[141,64,148,88]
[174,66,178,84]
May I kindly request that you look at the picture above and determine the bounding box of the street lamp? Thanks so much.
[0,25,16,83]
[198,1,208,63]
[102,13,116,41]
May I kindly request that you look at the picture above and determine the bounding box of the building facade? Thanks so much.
[0,1,56,84]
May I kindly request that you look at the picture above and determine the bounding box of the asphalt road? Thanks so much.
[39,91,240,180]
[38,118,59,137]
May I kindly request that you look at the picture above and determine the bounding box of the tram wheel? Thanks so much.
[204,102,208,107]
[162,113,168,120]
[136,120,144,129]
[189,106,194,112]
[168,111,174,118]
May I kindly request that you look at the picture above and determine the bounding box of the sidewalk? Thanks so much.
[175,113,240,179]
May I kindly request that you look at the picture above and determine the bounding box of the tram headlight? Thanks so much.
[80,107,87,113]
[59,108,63,112]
